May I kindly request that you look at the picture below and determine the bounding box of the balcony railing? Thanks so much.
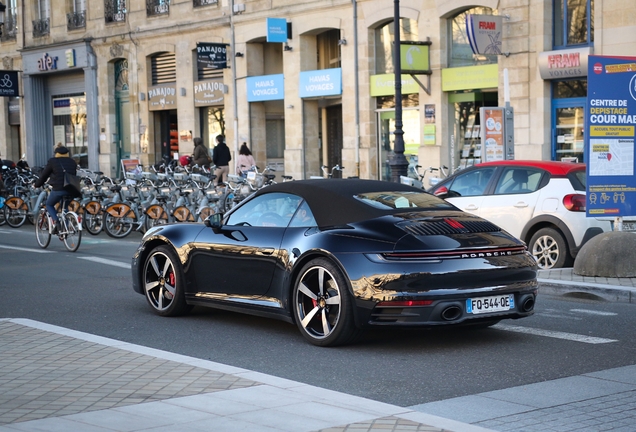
[0,13,17,41]
[105,0,127,23]
[67,11,86,30]
[32,18,50,38]
[194,0,218,6]
[147,0,170,16]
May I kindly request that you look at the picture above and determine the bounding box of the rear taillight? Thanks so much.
[433,186,448,197]
[563,194,586,211]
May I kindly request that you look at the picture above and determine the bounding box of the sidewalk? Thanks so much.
[1,271,635,432]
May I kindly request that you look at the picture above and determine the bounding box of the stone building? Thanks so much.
[0,0,630,181]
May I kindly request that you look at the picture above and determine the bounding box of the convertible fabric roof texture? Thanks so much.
[254,179,424,228]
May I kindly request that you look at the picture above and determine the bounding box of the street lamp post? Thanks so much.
[388,0,408,183]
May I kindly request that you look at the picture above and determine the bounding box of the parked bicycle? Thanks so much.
[35,194,82,252]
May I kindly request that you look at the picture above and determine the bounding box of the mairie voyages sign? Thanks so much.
[586,55,636,217]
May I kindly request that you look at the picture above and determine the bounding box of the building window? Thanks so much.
[151,53,176,85]
[317,29,341,70]
[448,7,498,68]
[67,0,86,30]
[554,0,594,48]
[374,18,418,74]
[1,0,18,41]
[105,0,126,23]
[147,0,170,17]
[33,0,50,37]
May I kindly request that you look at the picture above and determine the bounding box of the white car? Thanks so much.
[428,160,624,269]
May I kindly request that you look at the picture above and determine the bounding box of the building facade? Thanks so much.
[0,0,632,181]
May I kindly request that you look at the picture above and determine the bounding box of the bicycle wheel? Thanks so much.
[35,209,51,249]
[4,197,28,228]
[104,213,134,238]
[62,212,82,252]
[83,201,103,235]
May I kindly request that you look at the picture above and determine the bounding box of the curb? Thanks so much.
[538,278,636,304]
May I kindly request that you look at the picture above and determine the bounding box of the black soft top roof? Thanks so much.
[253,179,425,228]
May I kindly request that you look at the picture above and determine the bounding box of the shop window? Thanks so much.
[554,0,594,48]
[200,107,225,149]
[147,0,170,16]
[553,79,587,99]
[53,94,88,168]
[448,7,498,68]
[317,29,341,70]
[374,18,418,74]
[151,52,176,84]
[266,118,285,159]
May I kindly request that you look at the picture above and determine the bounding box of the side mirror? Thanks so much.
[433,186,449,198]
[204,212,224,233]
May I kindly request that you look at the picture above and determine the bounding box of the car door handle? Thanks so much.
[514,202,529,208]
[257,248,275,255]
[464,205,479,210]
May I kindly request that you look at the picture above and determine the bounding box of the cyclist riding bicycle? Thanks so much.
[34,144,79,234]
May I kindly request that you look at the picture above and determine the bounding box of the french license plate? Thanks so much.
[622,222,636,232]
[466,294,514,314]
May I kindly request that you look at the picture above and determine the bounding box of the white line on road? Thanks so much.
[0,244,54,254]
[78,257,131,269]
[493,324,617,344]
[570,309,618,316]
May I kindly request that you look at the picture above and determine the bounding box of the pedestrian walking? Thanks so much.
[212,135,231,184]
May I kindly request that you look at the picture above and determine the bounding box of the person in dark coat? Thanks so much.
[212,135,231,184]
[190,137,210,167]
[34,144,78,232]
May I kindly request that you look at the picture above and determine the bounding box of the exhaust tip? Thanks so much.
[441,305,462,321]
[521,295,535,312]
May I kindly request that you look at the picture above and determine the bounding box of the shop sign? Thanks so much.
[196,43,228,70]
[266,18,288,43]
[0,71,19,97]
[466,14,503,55]
[480,108,504,161]
[299,68,341,98]
[585,55,636,217]
[22,44,89,75]
[246,74,284,102]
[370,74,419,97]
[148,85,177,111]
[194,79,225,107]
[52,96,86,116]
[441,64,498,92]
[8,99,20,125]
[538,47,592,80]
[400,41,431,73]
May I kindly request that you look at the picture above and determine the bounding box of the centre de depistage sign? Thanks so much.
[586,55,636,217]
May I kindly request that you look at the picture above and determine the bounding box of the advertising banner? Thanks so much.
[0,71,19,97]
[586,55,636,217]
[299,68,341,98]
[466,14,503,55]
[480,108,504,161]
[196,43,228,69]
[246,74,284,102]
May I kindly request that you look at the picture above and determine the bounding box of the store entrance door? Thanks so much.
[553,97,586,162]
[326,105,343,178]
[154,109,178,163]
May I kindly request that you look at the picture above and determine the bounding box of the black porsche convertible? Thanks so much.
[132,179,538,346]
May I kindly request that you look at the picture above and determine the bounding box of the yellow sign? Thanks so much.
[441,64,498,92]
[589,125,634,136]
[400,43,430,73]
[370,74,419,97]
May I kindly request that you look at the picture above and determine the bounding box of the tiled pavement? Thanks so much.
[1,270,635,432]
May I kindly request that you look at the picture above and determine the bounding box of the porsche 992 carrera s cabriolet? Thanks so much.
[132,179,538,346]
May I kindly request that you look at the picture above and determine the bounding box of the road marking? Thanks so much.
[78,256,131,269]
[570,308,618,316]
[0,244,54,254]
[494,324,617,344]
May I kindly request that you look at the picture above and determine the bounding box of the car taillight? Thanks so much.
[563,194,586,211]
[433,186,448,196]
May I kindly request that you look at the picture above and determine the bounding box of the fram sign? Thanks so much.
[466,14,503,55]
[538,47,592,79]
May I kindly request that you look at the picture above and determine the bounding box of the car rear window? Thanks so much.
[571,169,586,190]
[354,191,455,210]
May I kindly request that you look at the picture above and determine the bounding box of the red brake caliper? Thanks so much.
[168,272,175,286]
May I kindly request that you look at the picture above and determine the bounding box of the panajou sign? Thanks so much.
[194,79,224,107]
[148,85,177,111]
